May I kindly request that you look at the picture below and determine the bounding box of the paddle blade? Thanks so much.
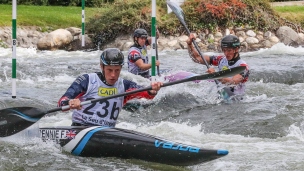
[0,107,43,137]
[167,1,186,25]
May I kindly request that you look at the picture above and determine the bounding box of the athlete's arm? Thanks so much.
[128,50,159,70]
[135,59,160,70]
[58,74,89,107]
[187,34,211,65]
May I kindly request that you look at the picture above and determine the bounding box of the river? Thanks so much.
[0,43,304,171]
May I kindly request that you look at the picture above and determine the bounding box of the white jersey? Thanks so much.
[127,45,149,78]
[72,73,125,127]
[215,56,248,96]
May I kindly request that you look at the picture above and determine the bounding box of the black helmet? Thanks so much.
[133,28,148,38]
[221,35,240,48]
[100,48,124,66]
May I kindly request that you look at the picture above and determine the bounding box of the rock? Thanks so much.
[298,33,304,42]
[261,40,273,48]
[67,34,95,51]
[178,35,188,42]
[276,26,301,46]
[224,29,230,36]
[37,29,73,51]
[66,27,82,37]
[236,31,246,38]
[0,25,303,52]
[157,38,168,47]
[264,31,272,38]
[256,35,264,41]
[246,30,256,37]
[246,37,259,44]
[269,36,280,43]
[240,42,248,52]
[179,41,188,49]
[167,39,178,47]
[215,32,223,38]
[239,37,245,43]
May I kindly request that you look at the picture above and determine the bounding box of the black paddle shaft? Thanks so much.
[0,66,245,137]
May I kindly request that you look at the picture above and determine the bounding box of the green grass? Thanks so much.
[0,4,303,31]
[0,4,106,30]
[272,6,304,25]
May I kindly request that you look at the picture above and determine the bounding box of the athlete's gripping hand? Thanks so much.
[69,99,82,110]
[207,67,215,74]
[149,82,163,95]
[186,33,196,45]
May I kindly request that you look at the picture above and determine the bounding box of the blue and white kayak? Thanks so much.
[39,126,228,166]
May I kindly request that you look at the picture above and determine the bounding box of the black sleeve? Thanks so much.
[62,74,90,98]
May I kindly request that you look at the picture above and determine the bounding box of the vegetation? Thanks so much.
[0,0,303,47]
[0,4,105,31]
[273,5,304,28]
[85,0,289,46]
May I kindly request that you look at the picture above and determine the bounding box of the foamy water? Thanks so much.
[1,44,304,171]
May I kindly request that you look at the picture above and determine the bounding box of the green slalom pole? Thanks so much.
[151,0,156,81]
[81,0,85,47]
[12,0,17,98]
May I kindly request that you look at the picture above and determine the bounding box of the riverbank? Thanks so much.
[0,25,304,52]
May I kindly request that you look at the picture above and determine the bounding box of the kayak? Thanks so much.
[39,126,228,166]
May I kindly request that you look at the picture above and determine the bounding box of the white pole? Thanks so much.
[81,0,85,47]
[12,0,17,98]
[151,0,156,81]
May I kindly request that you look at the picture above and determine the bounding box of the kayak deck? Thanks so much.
[39,126,228,166]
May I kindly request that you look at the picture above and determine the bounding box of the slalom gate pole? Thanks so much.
[151,0,157,81]
[12,0,17,98]
[81,0,85,47]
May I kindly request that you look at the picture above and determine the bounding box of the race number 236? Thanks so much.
[83,98,120,120]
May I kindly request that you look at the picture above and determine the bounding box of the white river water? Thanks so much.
[0,43,304,171]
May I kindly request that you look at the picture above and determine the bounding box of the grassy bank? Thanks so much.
[0,5,104,30]
[1,4,303,30]
[0,4,304,35]
[272,5,304,26]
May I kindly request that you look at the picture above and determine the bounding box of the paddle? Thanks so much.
[166,1,224,96]
[0,66,245,137]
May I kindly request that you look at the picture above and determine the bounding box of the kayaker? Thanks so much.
[58,48,163,127]
[127,28,160,78]
[186,34,250,99]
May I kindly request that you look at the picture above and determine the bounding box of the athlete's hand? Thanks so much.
[156,60,160,66]
[207,67,215,74]
[186,33,196,45]
[231,74,243,84]
[69,99,82,110]
[149,82,163,95]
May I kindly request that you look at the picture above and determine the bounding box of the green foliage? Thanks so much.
[86,0,293,47]
[180,0,284,33]
[0,4,105,28]
[0,39,8,48]
[1,0,302,48]
[0,0,114,6]
[86,0,181,47]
